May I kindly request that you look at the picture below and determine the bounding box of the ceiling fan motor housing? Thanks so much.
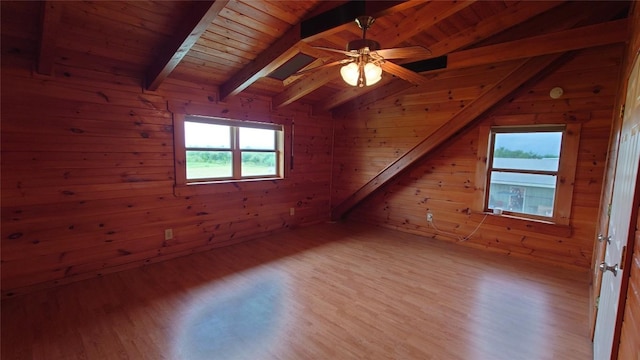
[346,39,381,52]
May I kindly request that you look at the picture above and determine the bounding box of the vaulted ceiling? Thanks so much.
[16,1,631,115]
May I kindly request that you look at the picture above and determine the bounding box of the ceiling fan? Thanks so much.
[298,16,432,87]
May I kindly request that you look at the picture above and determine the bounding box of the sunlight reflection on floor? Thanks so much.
[172,270,287,360]
[470,273,550,360]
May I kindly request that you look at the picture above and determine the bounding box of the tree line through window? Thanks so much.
[183,116,283,182]
[487,129,563,218]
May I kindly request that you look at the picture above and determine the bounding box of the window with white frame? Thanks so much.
[476,124,580,225]
[180,116,284,183]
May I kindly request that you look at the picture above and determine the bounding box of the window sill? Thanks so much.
[471,211,572,238]
[174,177,284,197]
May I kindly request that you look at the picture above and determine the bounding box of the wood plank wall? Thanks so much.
[334,44,624,269]
[330,60,519,204]
[0,19,334,296]
[0,1,631,298]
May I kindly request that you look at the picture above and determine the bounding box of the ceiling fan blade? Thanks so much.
[294,59,353,76]
[375,46,432,60]
[381,61,428,85]
[313,46,360,57]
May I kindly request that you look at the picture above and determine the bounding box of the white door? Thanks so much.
[593,52,640,360]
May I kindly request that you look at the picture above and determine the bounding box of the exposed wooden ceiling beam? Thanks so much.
[320,77,413,115]
[218,1,364,101]
[326,14,627,113]
[260,41,342,104]
[381,61,430,85]
[145,0,228,91]
[280,42,338,87]
[375,0,476,47]
[330,53,568,220]
[329,61,528,115]
[221,1,426,103]
[272,1,473,109]
[425,0,566,59]
[300,1,423,42]
[448,19,628,70]
[37,1,62,75]
[319,1,563,112]
[470,0,627,47]
[273,66,341,108]
[218,22,304,101]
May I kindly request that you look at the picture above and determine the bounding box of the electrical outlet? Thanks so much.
[164,229,173,240]
[426,213,433,222]
[290,207,295,216]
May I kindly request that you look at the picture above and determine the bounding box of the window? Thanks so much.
[178,115,284,184]
[476,124,580,225]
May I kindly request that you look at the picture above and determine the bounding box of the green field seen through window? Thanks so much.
[186,149,276,179]
[187,161,275,179]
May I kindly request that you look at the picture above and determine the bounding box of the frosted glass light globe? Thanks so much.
[363,62,382,86]
[340,63,360,86]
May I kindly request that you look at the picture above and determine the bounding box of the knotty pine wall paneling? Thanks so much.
[1,37,333,297]
[337,44,625,269]
[331,60,522,204]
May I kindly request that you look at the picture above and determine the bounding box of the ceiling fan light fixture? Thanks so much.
[363,62,382,85]
[304,15,430,88]
[340,60,382,87]
[340,62,360,86]
[346,39,380,52]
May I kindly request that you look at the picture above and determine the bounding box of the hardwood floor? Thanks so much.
[1,221,593,359]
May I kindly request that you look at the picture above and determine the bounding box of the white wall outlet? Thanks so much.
[290,207,295,216]
[427,213,433,222]
[164,229,173,240]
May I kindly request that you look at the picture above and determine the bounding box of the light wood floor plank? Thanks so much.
[1,221,593,359]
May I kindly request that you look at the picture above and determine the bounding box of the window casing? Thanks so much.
[476,124,580,226]
[176,115,285,185]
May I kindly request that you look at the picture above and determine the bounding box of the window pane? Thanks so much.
[492,157,560,172]
[488,171,556,217]
[493,132,562,171]
[185,122,230,148]
[186,151,231,179]
[239,128,275,150]
[241,152,276,176]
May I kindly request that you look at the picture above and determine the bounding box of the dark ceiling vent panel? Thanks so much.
[268,53,316,81]
[301,1,366,39]
[401,56,448,73]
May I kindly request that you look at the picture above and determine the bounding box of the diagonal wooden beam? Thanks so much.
[37,1,62,75]
[219,22,304,101]
[219,1,419,101]
[318,1,565,112]
[380,61,430,85]
[325,14,627,113]
[425,0,566,59]
[314,75,401,114]
[273,1,473,109]
[273,65,342,107]
[447,19,628,70]
[280,42,339,87]
[375,0,476,47]
[301,1,423,41]
[145,0,228,91]
[331,53,568,220]
[469,0,627,47]
[220,0,436,103]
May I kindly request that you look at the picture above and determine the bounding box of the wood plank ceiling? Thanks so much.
[34,0,630,114]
